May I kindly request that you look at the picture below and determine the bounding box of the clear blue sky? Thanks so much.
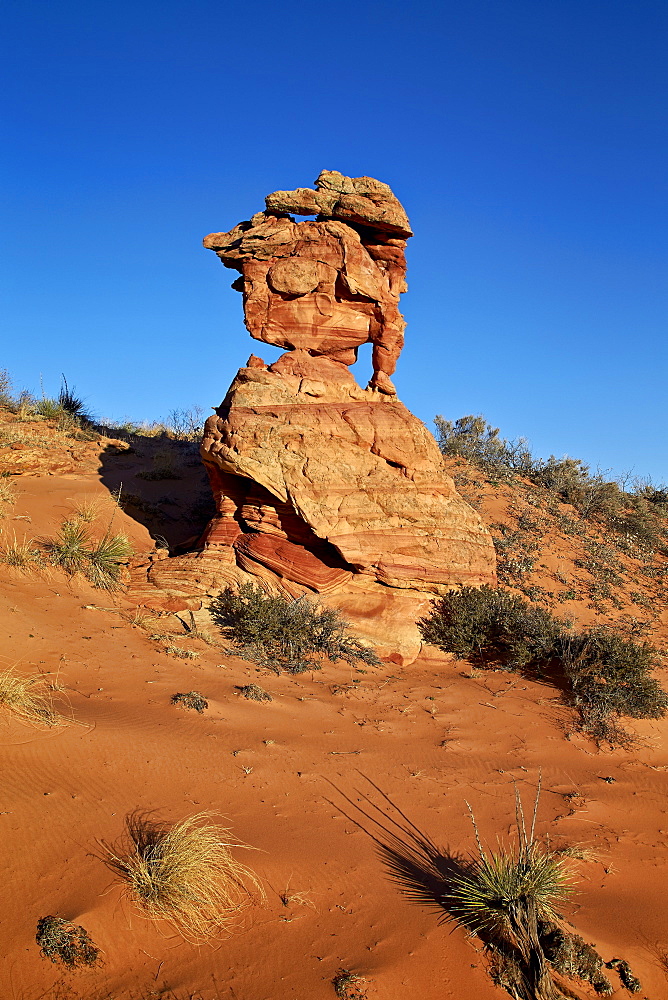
[3,0,667,481]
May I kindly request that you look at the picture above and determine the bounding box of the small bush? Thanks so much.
[559,630,668,722]
[238,683,272,702]
[210,584,380,674]
[172,691,208,713]
[418,586,667,733]
[36,915,100,968]
[0,669,59,725]
[98,811,263,941]
[418,585,564,669]
[0,369,13,407]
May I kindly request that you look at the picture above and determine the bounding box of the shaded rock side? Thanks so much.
[199,359,496,595]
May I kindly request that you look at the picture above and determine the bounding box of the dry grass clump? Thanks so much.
[0,668,60,726]
[36,915,100,968]
[0,477,17,518]
[98,812,263,941]
[238,683,272,702]
[171,691,208,713]
[0,532,43,569]
[332,970,369,999]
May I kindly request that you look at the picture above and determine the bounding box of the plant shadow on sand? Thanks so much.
[328,775,601,1000]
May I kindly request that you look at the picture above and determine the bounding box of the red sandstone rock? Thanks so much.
[203,171,411,394]
[133,171,496,664]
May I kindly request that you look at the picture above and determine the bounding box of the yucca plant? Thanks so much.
[86,531,132,588]
[450,782,573,1000]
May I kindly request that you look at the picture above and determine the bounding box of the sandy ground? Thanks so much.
[1,428,668,1000]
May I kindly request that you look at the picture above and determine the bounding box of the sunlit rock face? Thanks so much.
[136,171,496,664]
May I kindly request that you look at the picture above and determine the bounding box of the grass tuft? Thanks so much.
[46,518,131,589]
[98,811,263,941]
[0,669,60,726]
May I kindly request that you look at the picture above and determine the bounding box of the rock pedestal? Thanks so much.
[130,171,496,664]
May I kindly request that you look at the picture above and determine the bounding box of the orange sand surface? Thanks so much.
[1,423,667,999]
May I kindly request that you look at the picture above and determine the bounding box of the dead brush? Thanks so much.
[0,531,43,569]
[0,668,61,726]
[98,811,264,941]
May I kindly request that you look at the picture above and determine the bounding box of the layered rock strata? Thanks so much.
[132,171,496,663]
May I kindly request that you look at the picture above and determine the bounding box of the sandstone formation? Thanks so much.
[134,171,496,663]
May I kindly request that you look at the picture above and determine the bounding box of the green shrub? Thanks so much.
[210,584,380,674]
[418,586,667,732]
[417,585,564,669]
[559,630,668,721]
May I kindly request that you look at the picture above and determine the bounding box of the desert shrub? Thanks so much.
[238,683,272,702]
[332,970,369,999]
[166,405,205,441]
[558,630,668,722]
[98,811,263,941]
[58,375,91,422]
[0,669,59,725]
[138,447,182,480]
[418,586,667,732]
[172,691,208,713]
[434,415,533,475]
[0,369,13,408]
[538,920,612,995]
[46,518,131,589]
[417,585,564,669]
[210,584,380,674]
[36,915,100,968]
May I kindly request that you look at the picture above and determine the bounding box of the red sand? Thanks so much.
[1,422,667,999]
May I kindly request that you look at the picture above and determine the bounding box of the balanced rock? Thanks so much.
[132,171,496,663]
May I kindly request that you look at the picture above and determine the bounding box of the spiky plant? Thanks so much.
[86,532,131,588]
[99,812,263,941]
[450,781,573,1000]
